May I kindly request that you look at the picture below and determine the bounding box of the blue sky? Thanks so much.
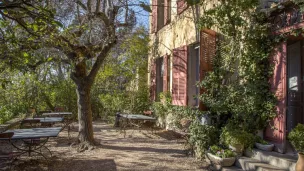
[132,0,150,29]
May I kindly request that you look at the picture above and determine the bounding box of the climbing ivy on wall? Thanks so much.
[196,0,277,133]
[293,0,304,11]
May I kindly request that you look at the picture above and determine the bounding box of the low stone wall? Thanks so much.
[0,117,23,132]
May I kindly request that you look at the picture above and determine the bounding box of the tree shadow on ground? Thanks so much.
[49,158,117,171]
[154,130,184,140]
[101,144,186,155]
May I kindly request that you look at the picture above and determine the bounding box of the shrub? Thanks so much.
[288,124,304,153]
[189,121,219,158]
[220,126,255,149]
[255,136,270,145]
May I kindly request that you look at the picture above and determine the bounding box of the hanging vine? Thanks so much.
[196,0,277,133]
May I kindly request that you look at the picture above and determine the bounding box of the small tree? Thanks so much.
[0,0,148,150]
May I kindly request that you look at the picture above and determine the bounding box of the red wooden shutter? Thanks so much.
[172,46,188,106]
[150,60,157,101]
[264,42,287,153]
[164,0,170,24]
[151,0,158,33]
[177,0,187,15]
[163,54,168,92]
[199,29,216,110]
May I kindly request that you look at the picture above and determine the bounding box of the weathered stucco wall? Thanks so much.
[148,1,217,91]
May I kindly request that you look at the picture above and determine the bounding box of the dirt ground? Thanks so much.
[1,121,209,171]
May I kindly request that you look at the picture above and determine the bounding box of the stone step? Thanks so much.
[236,156,288,171]
[221,166,243,171]
[244,148,297,171]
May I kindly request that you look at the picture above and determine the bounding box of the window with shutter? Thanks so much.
[172,46,188,106]
[177,0,188,15]
[199,29,217,110]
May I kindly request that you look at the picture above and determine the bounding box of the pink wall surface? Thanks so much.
[265,42,287,148]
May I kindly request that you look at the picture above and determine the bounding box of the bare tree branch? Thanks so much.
[76,0,87,11]
[96,0,101,13]
[87,0,92,13]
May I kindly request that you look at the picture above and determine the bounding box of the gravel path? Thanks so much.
[3,121,208,171]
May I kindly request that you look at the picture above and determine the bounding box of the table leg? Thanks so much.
[119,118,128,138]
[10,138,52,160]
[61,119,73,139]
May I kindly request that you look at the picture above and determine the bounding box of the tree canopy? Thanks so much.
[0,0,150,150]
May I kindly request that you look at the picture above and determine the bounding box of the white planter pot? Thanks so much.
[255,142,274,151]
[206,153,236,167]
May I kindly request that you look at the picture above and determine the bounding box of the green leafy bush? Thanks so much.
[255,136,270,145]
[220,126,255,149]
[288,124,304,153]
[209,145,236,158]
[189,121,219,158]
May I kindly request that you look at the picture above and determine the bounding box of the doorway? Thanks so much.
[287,40,304,133]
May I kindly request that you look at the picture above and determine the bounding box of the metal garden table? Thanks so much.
[119,114,156,137]
[42,112,73,138]
[1,127,62,159]
[24,117,64,128]
[41,112,72,117]
[24,117,63,123]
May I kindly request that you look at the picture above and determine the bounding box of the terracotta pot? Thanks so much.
[296,153,304,171]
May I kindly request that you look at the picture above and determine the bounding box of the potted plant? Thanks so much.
[206,145,236,167]
[288,124,304,171]
[221,127,255,155]
[255,136,274,151]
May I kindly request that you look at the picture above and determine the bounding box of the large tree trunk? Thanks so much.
[70,38,116,151]
[76,83,94,145]
[71,60,96,151]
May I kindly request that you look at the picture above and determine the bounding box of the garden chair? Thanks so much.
[0,132,20,169]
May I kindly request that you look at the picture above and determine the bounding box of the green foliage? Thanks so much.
[0,105,25,124]
[151,91,172,119]
[99,92,128,114]
[292,0,304,11]
[209,145,236,158]
[186,0,201,6]
[220,123,255,149]
[152,92,202,128]
[94,26,150,118]
[189,121,219,158]
[255,136,270,145]
[152,102,168,118]
[130,85,151,113]
[197,0,276,133]
[288,124,304,153]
